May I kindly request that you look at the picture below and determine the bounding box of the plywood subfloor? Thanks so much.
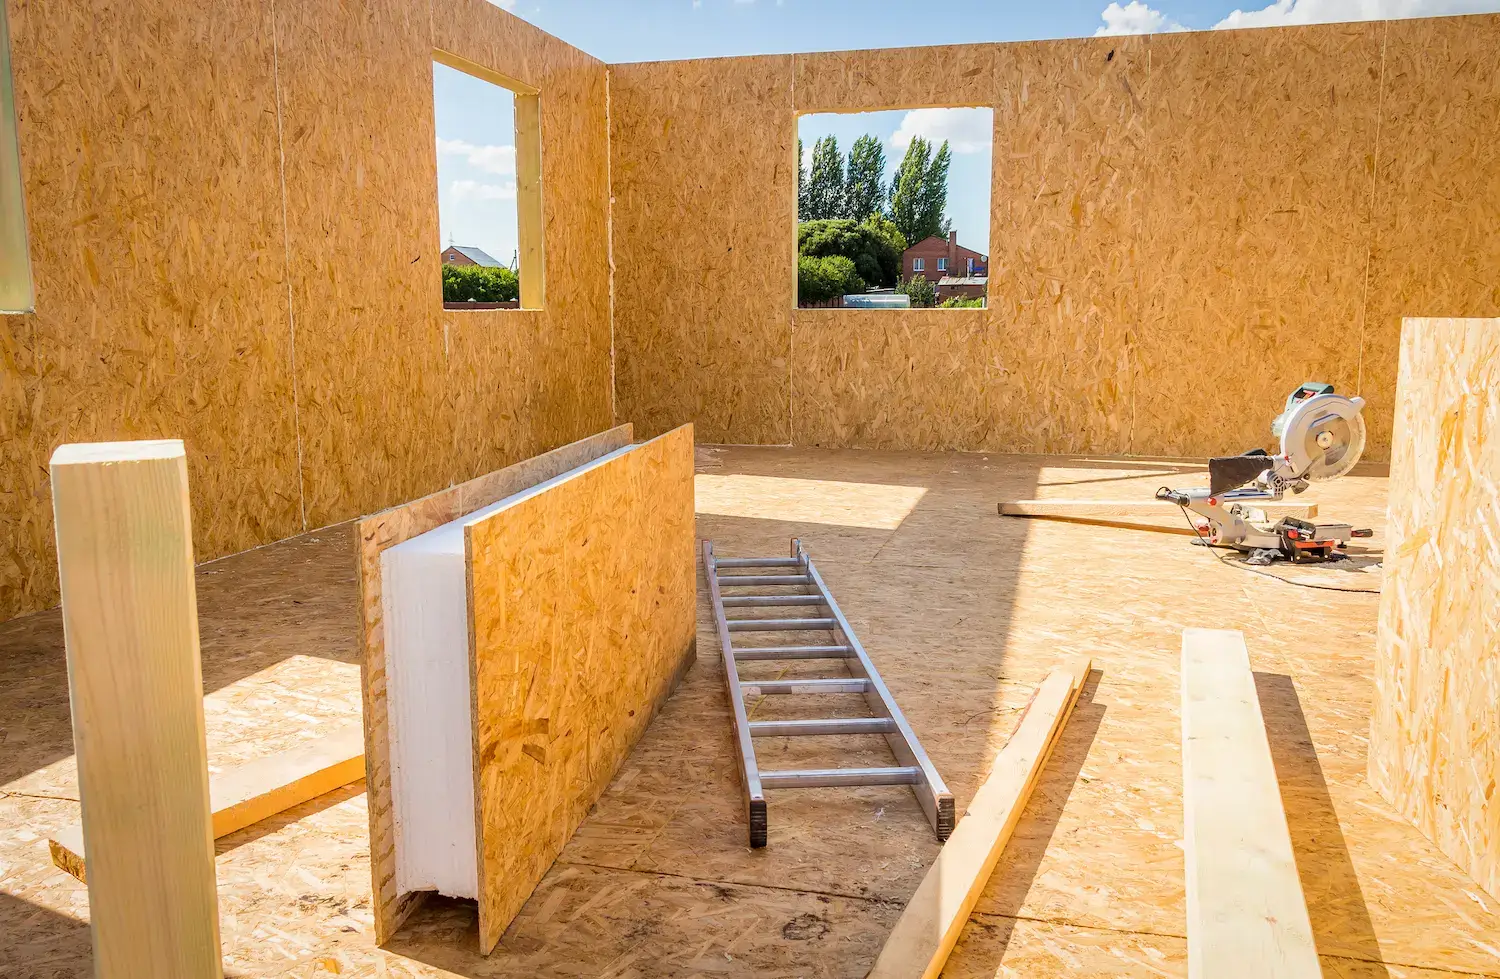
[2,448,1497,977]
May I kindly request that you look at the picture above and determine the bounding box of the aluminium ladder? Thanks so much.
[702,538,954,847]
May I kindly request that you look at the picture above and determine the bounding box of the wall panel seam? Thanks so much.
[1356,19,1390,398]
[605,66,618,426]
[266,0,308,530]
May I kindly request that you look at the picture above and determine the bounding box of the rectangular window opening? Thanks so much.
[796,107,991,310]
[432,52,543,311]
[0,1,33,314]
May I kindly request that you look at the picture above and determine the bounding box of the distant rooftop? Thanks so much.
[444,245,503,267]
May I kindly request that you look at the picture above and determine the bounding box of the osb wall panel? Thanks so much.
[617,15,1500,459]
[356,425,631,945]
[793,44,995,112]
[434,0,615,475]
[272,0,452,530]
[1361,16,1500,458]
[983,35,1145,455]
[609,57,795,444]
[0,0,301,620]
[1132,22,1382,458]
[465,424,695,953]
[791,310,995,449]
[0,0,614,623]
[1369,318,1499,900]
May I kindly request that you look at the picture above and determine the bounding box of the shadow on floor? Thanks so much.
[952,670,1108,966]
[1255,672,1386,975]
[0,522,361,788]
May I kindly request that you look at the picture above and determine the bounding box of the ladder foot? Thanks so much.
[748,797,767,849]
[935,796,956,842]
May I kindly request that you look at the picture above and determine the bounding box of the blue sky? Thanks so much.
[438,0,1500,260]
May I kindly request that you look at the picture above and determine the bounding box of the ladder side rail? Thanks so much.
[797,544,955,840]
[702,540,768,846]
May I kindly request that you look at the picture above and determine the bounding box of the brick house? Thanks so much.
[901,231,988,300]
[441,244,503,267]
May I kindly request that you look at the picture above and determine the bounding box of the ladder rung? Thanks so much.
[731,645,851,661]
[728,618,836,632]
[760,766,921,788]
[720,595,824,607]
[741,678,870,696]
[749,718,897,737]
[716,557,801,569]
[717,575,810,586]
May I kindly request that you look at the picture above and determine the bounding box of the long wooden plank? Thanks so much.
[358,424,633,944]
[49,440,223,978]
[1182,628,1319,978]
[867,661,1089,979]
[466,424,697,954]
[999,499,1318,518]
[49,725,365,882]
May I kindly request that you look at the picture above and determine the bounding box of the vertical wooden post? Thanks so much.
[49,440,223,978]
[514,91,545,310]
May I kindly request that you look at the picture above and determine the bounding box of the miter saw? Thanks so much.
[1155,383,1373,566]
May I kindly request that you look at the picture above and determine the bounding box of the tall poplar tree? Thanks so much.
[804,136,845,221]
[888,136,951,246]
[842,134,887,221]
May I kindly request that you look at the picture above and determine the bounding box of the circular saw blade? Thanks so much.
[1283,393,1367,480]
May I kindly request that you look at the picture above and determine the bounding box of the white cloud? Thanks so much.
[436,138,516,176]
[1095,1,1188,34]
[451,179,517,202]
[889,108,993,155]
[1214,0,1500,28]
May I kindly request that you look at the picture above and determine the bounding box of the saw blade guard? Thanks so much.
[1279,392,1366,481]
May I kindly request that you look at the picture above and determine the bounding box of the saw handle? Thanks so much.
[1155,487,1189,506]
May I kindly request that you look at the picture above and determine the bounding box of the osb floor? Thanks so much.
[3,446,1498,978]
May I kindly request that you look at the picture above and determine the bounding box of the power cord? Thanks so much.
[1166,494,1380,595]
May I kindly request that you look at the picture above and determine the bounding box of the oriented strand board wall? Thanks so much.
[0,0,300,620]
[0,0,613,623]
[354,425,632,944]
[607,57,795,445]
[1369,318,1499,900]
[465,424,695,953]
[609,14,1500,458]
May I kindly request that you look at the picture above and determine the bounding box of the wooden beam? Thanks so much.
[999,499,1318,519]
[50,724,365,882]
[49,440,223,978]
[1181,628,1319,978]
[867,660,1091,979]
[998,500,1318,537]
[514,91,545,309]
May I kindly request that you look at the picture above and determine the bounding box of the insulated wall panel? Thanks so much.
[357,425,633,944]
[465,424,696,953]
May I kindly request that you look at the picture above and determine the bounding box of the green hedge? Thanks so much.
[798,254,866,304]
[896,274,936,308]
[442,263,519,303]
[796,216,906,290]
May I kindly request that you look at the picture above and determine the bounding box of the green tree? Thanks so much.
[842,134,887,221]
[797,254,865,304]
[796,217,905,289]
[888,136,951,247]
[442,263,519,302]
[804,136,845,221]
[896,273,937,308]
[797,138,810,221]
